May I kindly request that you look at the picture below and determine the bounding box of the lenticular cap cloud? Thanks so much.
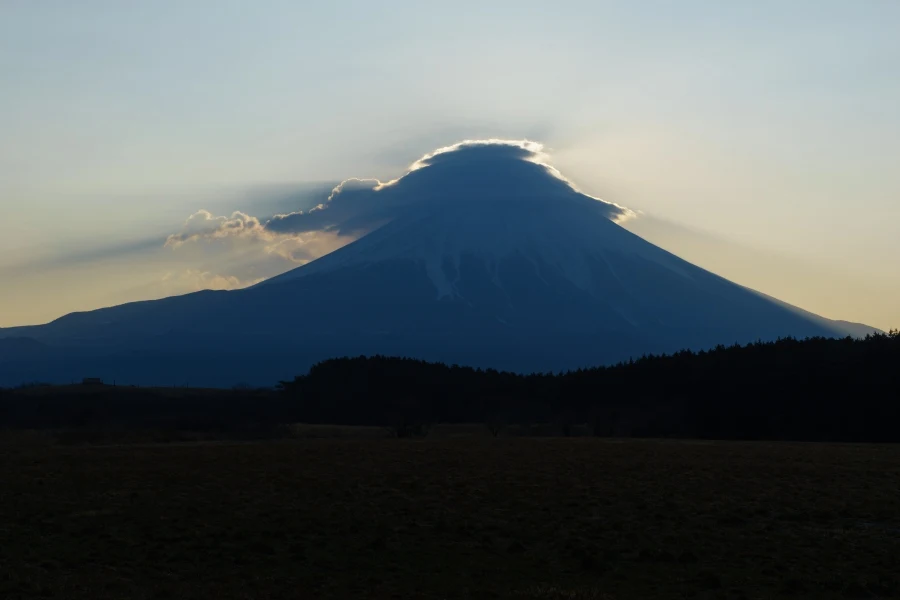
[264,139,634,237]
[166,140,635,257]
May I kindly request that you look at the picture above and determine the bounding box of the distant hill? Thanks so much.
[0,337,48,360]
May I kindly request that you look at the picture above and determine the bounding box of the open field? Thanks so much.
[1,437,899,599]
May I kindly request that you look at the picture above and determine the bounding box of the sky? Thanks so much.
[1,0,898,331]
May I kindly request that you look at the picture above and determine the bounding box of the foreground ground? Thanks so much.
[1,435,899,599]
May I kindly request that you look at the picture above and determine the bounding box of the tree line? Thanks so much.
[1,331,897,442]
[280,331,900,441]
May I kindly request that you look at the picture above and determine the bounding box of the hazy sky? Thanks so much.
[1,0,898,330]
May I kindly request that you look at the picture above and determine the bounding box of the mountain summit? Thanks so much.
[0,141,877,386]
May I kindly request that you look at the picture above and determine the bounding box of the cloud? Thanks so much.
[162,269,264,292]
[165,210,266,247]
[263,231,347,263]
[166,139,635,276]
[165,207,350,267]
[266,140,634,236]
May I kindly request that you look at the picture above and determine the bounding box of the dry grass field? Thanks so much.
[1,436,899,599]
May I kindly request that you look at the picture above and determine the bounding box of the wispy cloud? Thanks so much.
[161,269,264,292]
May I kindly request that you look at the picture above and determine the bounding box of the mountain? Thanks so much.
[0,141,879,387]
[0,337,48,361]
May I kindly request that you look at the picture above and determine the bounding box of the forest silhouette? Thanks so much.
[3,331,897,443]
[281,331,900,441]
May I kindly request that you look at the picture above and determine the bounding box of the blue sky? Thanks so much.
[1,0,898,329]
